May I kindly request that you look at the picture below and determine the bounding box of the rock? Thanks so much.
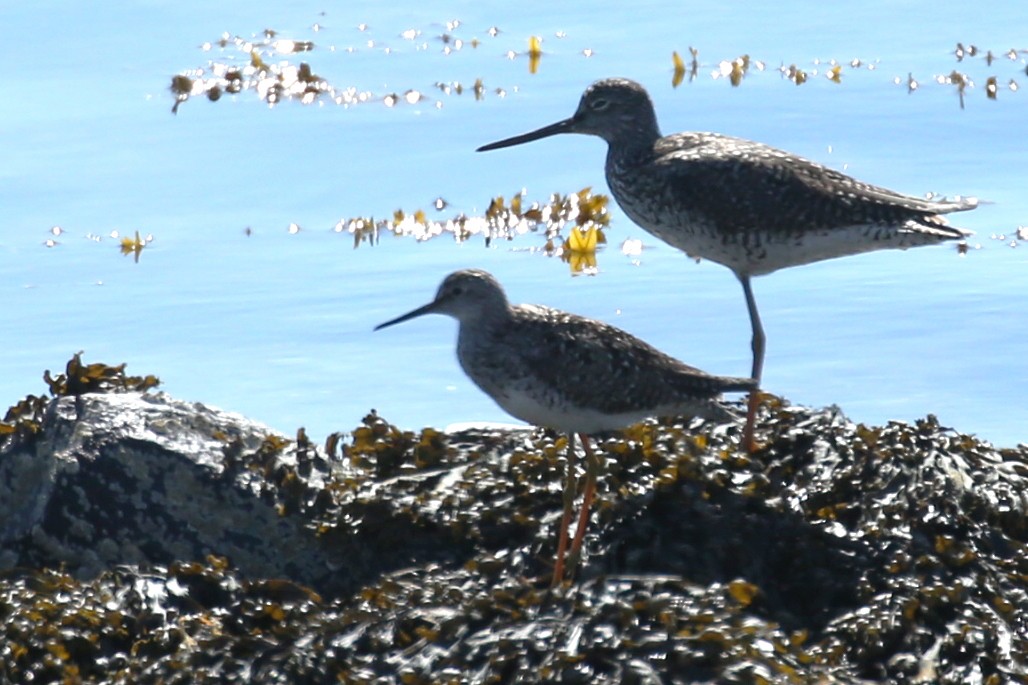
[0,392,344,589]
[1,386,1026,683]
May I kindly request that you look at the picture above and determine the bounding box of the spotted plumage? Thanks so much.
[478,77,975,450]
[609,128,972,276]
[375,268,753,585]
[375,269,752,433]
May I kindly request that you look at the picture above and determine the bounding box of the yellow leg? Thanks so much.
[743,391,760,453]
[565,434,601,580]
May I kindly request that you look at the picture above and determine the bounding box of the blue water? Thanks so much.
[2,1,1026,445]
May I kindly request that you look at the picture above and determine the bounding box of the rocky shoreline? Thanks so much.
[1,359,1025,683]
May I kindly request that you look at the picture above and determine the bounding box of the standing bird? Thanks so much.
[477,78,975,451]
[375,269,755,585]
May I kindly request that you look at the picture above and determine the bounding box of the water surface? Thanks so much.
[2,1,1025,445]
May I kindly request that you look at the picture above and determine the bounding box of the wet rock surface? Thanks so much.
[1,385,1026,683]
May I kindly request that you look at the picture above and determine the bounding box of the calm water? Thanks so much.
[2,1,1026,446]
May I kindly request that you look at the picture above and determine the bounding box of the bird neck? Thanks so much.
[456,307,511,375]
[606,118,661,163]
[456,302,510,337]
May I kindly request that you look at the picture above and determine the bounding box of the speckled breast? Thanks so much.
[606,164,752,272]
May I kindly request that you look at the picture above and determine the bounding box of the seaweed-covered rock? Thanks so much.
[0,391,344,590]
[1,384,1026,684]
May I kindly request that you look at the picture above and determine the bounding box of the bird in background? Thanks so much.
[477,77,975,452]
[375,269,755,585]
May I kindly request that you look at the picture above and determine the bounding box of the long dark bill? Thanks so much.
[373,300,439,331]
[476,118,576,152]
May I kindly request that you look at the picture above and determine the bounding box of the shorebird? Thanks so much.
[374,269,755,585]
[477,78,975,451]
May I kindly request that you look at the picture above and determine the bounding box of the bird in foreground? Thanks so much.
[477,78,975,452]
[374,269,755,585]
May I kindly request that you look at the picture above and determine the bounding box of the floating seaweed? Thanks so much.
[169,23,514,113]
[118,230,150,263]
[897,42,1026,107]
[719,54,759,86]
[671,47,699,87]
[561,225,606,275]
[339,187,611,267]
[171,21,1025,115]
[528,35,543,75]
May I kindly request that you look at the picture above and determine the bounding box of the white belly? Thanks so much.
[623,207,949,277]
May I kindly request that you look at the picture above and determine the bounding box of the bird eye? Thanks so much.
[590,97,610,111]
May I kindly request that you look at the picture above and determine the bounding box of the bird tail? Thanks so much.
[865,189,978,217]
[709,375,756,424]
[715,375,759,393]
[677,375,757,424]
[903,207,974,239]
[929,195,978,214]
[702,401,744,424]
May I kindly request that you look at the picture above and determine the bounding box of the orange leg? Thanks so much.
[551,433,578,587]
[565,434,601,580]
[742,390,760,454]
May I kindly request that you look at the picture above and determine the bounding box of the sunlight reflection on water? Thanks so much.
[1,1,1025,445]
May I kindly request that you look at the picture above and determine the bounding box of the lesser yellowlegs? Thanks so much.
[477,78,975,451]
[375,269,755,584]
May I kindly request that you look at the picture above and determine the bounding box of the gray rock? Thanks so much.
[0,392,338,587]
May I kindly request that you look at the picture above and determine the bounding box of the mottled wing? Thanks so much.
[507,305,753,416]
[645,133,973,236]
